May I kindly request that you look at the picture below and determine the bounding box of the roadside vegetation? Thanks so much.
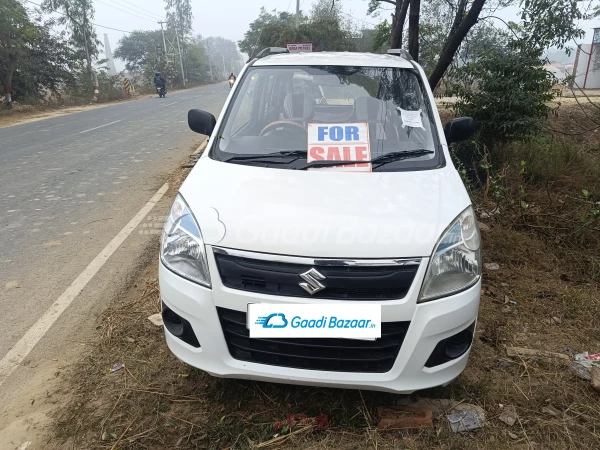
[0,0,239,115]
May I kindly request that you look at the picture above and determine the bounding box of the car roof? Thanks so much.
[253,51,415,69]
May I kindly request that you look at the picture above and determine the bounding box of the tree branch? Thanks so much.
[442,0,467,54]
[390,0,409,48]
[428,0,486,91]
[479,15,520,39]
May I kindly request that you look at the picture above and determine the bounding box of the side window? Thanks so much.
[231,74,259,134]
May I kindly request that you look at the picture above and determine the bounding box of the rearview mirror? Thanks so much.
[444,117,474,144]
[188,109,216,136]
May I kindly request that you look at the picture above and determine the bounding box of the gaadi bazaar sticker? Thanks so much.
[307,123,371,171]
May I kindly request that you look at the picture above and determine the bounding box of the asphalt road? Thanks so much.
[0,83,229,407]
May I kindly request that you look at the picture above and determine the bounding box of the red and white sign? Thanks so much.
[286,41,314,53]
[307,123,371,171]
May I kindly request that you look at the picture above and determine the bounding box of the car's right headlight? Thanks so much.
[419,206,481,302]
[161,194,211,287]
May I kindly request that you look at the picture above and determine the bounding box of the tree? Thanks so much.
[183,42,209,83]
[519,0,586,51]
[372,19,391,52]
[165,0,193,37]
[238,8,297,58]
[238,1,357,58]
[390,0,409,49]
[450,42,559,147]
[114,30,169,73]
[41,0,99,78]
[366,0,593,92]
[407,0,420,60]
[0,0,39,106]
[427,0,486,90]
[11,22,78,102]
[199,36,241,78]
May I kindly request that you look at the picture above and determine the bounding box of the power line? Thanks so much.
[111,0,164,19]
[94,0,157,22]
[23,0,133,33]
[340,11,378,27]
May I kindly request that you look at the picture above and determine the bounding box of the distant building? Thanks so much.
[571,27,600,89]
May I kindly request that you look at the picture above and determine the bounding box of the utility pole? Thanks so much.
[206,43,214,80]
[81,0,92,76]
[158,21,169,63]
[222,54,226,77]
[175,28,186,87]
[295,0,300,27]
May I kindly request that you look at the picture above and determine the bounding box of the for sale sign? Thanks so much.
[286,41,314,52]
[307,123,371,171]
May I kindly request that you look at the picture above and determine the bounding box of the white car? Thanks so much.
[159,48,481,393]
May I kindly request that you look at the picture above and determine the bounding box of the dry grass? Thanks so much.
[50,224,600,449]
[49,105,600,449]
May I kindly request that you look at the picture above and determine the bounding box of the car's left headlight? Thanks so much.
[419,206,481,302]
[161,194,211,287]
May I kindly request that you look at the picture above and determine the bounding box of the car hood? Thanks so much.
[179,157,471,258]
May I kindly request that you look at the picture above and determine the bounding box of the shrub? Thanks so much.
[450,43,559,148]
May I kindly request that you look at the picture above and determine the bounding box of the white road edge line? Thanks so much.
[192,138,208,155]
[160,102,178,108]
[79,120,122,134]
[0,182,170,387]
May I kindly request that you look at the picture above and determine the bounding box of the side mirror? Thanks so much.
[444,117,474,144]
[188,109,216,136]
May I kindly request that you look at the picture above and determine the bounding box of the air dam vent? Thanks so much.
[217,307,410,373]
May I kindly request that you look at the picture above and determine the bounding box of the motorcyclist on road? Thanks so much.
[228,72,236,82]
[154,72,166,89]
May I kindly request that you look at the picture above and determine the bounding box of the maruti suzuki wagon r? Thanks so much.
[159,48,481,393]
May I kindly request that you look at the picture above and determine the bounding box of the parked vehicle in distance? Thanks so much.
[159,48,481,393]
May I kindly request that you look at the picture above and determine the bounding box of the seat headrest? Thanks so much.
[354,97,386,122]
[283,94,314,121]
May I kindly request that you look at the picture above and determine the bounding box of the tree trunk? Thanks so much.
[444,0,467,53]
[3,53,17,108]
[390,0,410,49]
[407,0,420,61]
[428,0,486,91]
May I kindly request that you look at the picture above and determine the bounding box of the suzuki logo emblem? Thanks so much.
[299,268,326,295]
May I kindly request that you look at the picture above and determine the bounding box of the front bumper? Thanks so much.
[159,250,481,394]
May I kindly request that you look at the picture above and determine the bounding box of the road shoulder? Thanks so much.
[0,143,201,450]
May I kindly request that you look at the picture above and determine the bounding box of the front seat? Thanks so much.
[354,97,399,141]
[283,93,315,125]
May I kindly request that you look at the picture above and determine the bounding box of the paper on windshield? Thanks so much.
[399,108,425,130]
[307,123,371,172]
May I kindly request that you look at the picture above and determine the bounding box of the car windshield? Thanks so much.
[211,65,443,171]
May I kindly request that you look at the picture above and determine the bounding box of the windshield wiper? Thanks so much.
[370,150,434,169]
[223,150,306,162]
[296,149,434,170]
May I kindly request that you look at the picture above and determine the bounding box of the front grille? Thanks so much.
[217,307,410,373]
[214,253,419,300]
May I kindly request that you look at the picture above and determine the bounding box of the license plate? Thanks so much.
[247,303,381,339]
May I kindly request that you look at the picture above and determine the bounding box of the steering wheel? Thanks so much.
[260,120,307,137]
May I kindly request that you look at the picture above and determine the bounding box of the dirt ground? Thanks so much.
[40,223,599,450]
[6,104,600,449]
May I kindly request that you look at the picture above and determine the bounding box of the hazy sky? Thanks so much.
[94,0,381,62]
[37,0,600,70]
